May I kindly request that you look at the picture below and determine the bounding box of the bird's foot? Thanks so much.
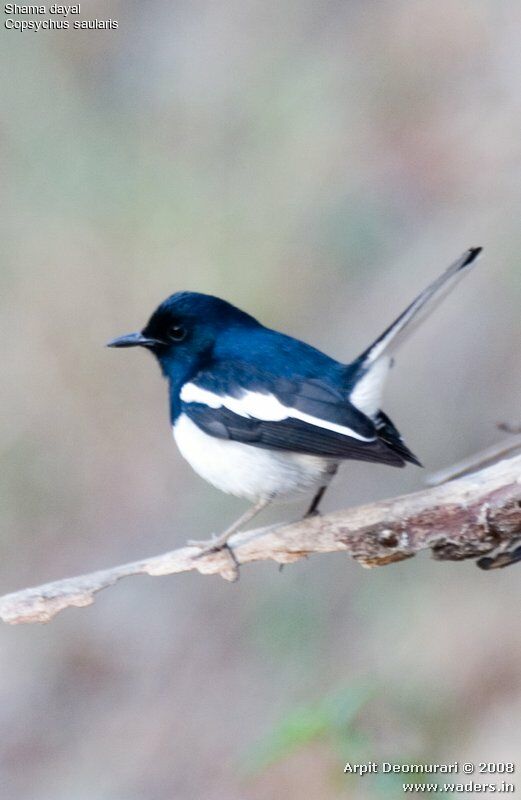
[187,535,240,581]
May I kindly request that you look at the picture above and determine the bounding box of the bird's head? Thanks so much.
[107,291,258,376]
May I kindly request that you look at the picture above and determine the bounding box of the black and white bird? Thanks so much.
[108,247,481,555]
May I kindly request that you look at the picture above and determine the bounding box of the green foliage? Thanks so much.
[244,682,373,774]
[244,682,455,798]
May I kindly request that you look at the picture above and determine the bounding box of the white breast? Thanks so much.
[173,414,335,502]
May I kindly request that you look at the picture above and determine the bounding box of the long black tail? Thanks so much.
[347,247,481,419]
[356,247,481,369]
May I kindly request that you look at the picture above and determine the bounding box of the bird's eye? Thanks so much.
[168,324,187,342]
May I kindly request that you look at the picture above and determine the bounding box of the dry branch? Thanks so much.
[1,454,521,626]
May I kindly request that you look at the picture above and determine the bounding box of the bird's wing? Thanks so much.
[179,364,409,466]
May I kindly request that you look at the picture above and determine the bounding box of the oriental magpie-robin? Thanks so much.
[108,247,480,557]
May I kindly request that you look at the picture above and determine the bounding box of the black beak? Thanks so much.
[106,331,159,348]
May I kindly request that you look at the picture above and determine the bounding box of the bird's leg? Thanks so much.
[304,465,338,517]
[304,485,328,517]
[188,497,272,555]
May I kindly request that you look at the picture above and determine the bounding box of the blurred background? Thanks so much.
[1,1,521,797]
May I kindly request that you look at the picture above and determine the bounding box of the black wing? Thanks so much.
[180,365,412,467]
[374,410,421,466]
[186,404,411,465]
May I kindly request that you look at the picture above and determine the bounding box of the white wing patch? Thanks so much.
[180,382,374,442]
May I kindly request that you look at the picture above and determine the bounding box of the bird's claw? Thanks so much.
[187,536,240,580]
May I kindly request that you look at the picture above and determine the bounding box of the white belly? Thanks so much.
[173,414,336,502]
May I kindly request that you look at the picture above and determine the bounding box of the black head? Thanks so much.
[107,291,259,373]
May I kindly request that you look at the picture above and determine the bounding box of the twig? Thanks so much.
[1,454,521,625]
[426,437,521,486]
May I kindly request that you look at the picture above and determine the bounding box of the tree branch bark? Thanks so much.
[1,454,520,626]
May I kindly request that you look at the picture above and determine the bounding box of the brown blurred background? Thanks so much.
[1,1,521,798]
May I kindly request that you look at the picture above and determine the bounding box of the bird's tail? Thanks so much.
[348,247,481,418]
